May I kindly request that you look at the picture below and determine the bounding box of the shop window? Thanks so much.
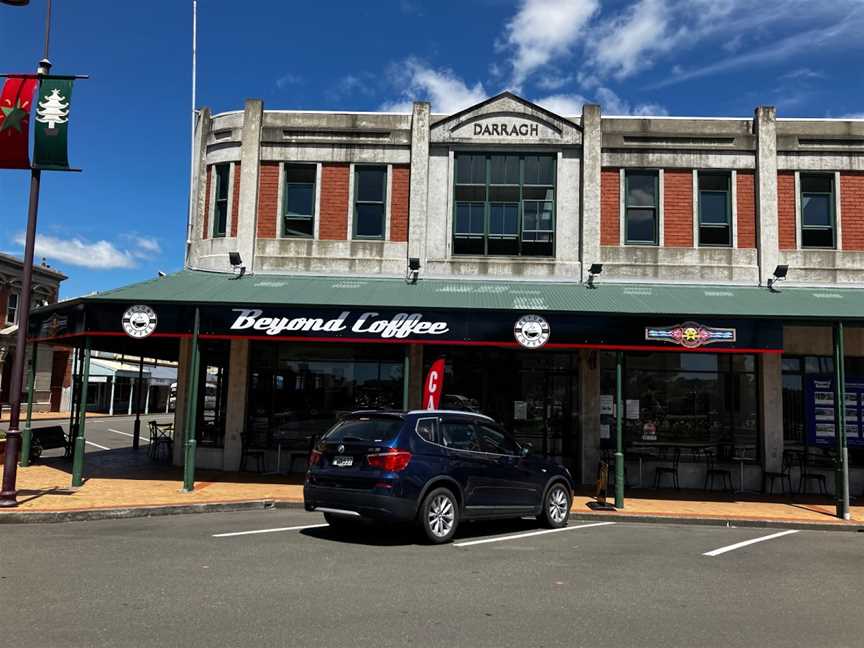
[283,164,316,238]
[353,165,387,239]
[453,153,555,257]
[698,172,731,246]
[212,163,229,238]
[624,170,658,245]
[800,173,835,248]
[6,292,18,324]
[197,342,229,448]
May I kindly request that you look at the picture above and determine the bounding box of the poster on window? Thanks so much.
[805,376,864,446]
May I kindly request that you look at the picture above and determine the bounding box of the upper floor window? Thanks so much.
[453,153,555,257]
[6,292,19,325]
[698,172,731,247]
[212,163,230,238]
[800,173,835,248]
[624,170,658,245]
[353,166,387,239]
[283,164,316,238]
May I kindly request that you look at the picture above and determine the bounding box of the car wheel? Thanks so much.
[538,482,571,529]
[419,487,459,544]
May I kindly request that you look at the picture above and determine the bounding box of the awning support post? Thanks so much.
[66,346,81,457]
[133,356,144,450]
[614,350,624,509]
[18,343,39,468]
[71,337,91,489]
[832,322,850,520]
[182,309,200,493]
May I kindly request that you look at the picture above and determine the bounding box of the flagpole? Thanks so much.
[185,0,198,262]
[0,0,52,507]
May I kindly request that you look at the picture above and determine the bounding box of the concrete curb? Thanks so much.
[570,511,864,532]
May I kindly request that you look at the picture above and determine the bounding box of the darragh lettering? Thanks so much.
[473,122,539,137]
[230,309,450,339]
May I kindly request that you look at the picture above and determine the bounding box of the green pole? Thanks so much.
[402,347,410,410]
[71,337,91,489]
[614,350,624,509]
[832,322,850,520]
[18,343,38,467]
[182,309,200,493]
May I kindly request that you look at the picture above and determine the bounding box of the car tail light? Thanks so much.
[308,449,322,467]
[366,448,412,472]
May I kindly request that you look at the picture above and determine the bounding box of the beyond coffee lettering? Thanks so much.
[229,309,450,339]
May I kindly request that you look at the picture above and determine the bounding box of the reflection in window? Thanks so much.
[283,164,316,238]
[213,164,230,238]
[625,170,658,245]
[800,174,835,248]
[197,342,230,447]
[354,166,387,239]
[698,172,731,246]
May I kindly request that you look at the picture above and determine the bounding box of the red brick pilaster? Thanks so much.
[663,169,693,247]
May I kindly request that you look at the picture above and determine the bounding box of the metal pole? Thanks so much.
[832,322,850,520]
[182,309,200,492]
[133,356,144,450]
[67,344,80,457]
[185,0,198,260]
[18,342,38,467]
[70,337,90,488]
[614,350,624,509]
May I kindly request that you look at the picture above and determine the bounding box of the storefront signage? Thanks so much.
[805,376,864,447]
[644,321,736,349]
[513,314,550,349]
[121,305,158,339]
[423,357,446,409]
[472,121,539,137]
[229,309,450,339]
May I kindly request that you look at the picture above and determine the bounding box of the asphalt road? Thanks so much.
[2,510,862,648]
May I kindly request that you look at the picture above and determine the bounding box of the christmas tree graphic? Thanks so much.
[35,88,69,132]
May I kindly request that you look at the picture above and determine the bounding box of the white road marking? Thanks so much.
[107,428,149,443]
[85,440,111,450]
[212,523,329,538]
[454,522,616,547]
[703,529,799,557]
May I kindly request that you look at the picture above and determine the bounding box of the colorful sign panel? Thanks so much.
[804,375,864,447]
[645,322,736,349]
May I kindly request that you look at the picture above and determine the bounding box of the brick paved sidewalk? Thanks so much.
[1,455,861,527]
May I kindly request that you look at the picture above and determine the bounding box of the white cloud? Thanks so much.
[535,88,668,117]
[379,59,487,113]
[14,233,138,269]
[533,93,588,116]
[536,73,573,91]
[275,73,302,89]
[500,0,599,89]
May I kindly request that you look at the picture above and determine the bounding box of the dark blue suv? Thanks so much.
[303,410,573,543]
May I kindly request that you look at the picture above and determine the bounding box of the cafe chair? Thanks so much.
[653,447,681,490]
[762,450,794,495]
[797,451,828,496]
[240,429,268,473]
[703,447,734,492]
[150,421,174,464]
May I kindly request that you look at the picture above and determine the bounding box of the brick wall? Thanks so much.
[319,163,349,240]
[841,172,864,250]
[256,162,280,239]
[202,165,212,240]
[230,162,241,238]
[778,171,797,249]
[663,169,693,247]
[600,168,620,245]
[390,165,409,242]
[736,171,757,248]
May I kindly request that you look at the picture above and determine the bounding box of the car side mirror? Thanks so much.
[521,442,532,457]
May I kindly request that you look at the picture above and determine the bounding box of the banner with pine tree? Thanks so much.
[0,76,38,169]
[33,78,74,170]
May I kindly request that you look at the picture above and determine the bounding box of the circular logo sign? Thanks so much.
[122,305,158,339]
[514,314,550,349]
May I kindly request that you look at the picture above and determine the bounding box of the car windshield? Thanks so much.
[322,416,404,444]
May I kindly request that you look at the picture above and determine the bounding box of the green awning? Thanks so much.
[78,270,864,321]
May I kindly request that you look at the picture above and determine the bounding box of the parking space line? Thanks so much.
[703,530,799,557]
[454,522,615,547]
[85,440,111,450]
[212,523,329,538]
[108,428,149,443]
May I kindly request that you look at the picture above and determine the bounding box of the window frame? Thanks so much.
[212,163,230,238]
[282,163,317,239]
[6,292,19,325]
[624,169,659,245]
[698,171,732,247]
[452,153,556,257]
[799,172,836,249]
[352,164,388,240]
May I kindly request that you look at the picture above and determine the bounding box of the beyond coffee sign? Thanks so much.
[229,308,450,339]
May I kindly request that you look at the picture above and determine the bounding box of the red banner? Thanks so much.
[0,77,38,169]
[422,358,446,410]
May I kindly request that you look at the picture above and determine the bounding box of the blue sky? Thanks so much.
[1,0,862,298]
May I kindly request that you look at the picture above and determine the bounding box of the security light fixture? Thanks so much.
[767,264,788,293]
[228,251,246,279]
[406,257,421,285]
[586,263,603,289]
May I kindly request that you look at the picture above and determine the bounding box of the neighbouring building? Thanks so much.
[30,92,864,493]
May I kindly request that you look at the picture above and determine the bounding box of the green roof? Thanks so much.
[80,270,864,320]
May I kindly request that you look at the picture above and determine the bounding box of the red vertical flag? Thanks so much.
[0,76,38,169]
[422,358,446,410]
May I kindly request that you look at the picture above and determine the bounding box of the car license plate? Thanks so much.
[333,455,353,467]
